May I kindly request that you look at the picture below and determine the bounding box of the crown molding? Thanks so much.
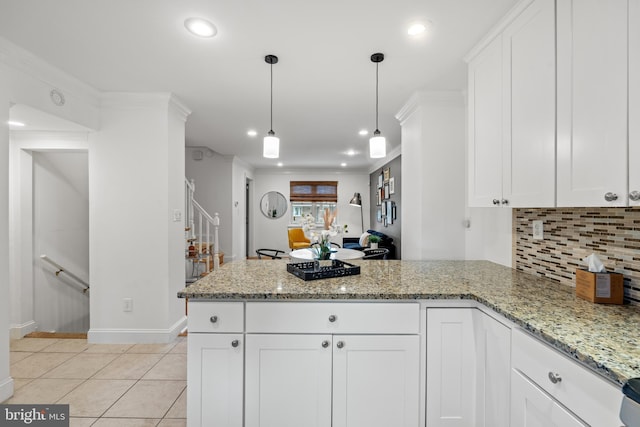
[368,144,401,174]
[396,91,464,124]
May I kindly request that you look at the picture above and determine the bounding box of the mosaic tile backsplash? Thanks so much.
[514,207,640,304]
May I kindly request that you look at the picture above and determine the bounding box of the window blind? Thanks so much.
[290,181,338,202]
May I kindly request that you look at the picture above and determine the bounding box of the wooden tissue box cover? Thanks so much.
[575,269,624,304]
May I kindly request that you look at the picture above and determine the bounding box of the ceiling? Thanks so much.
[0,0,518,170]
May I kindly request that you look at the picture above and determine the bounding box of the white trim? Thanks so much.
[87,315,187,344]
[368,145,401,174]
[9,320,37,339]
[0,376,14,403]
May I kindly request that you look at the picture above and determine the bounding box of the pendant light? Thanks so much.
[263,54,279,159]
[369,53,386,159]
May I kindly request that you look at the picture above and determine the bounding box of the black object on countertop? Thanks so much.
[287,260,360,281]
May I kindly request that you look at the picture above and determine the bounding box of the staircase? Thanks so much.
[185,178,221,283]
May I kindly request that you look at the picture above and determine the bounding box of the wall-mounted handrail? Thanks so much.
[40,254,90,294]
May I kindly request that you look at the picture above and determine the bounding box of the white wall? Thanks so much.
[232,157,254,260]
[252,170,370,254]
[33,150,89,332]
[397,92,467,260]
[0,63,14,403]
[89,93,189,343]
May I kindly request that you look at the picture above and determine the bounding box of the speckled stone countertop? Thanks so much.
[178,259,640,387]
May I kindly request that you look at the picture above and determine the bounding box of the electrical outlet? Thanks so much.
[532,220,544,240]
[172,209,182,222]
[123,298,133,312]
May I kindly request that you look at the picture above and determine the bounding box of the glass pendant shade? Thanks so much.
[263,132,280,158]
[369,131,386,158]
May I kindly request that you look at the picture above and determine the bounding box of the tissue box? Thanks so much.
[575,269,624,304]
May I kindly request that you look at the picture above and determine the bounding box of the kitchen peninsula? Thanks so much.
[178,260,637,426]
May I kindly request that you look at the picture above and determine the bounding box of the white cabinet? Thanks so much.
[511,369,587,427]
[187,333,243,427]
[468,0,555,208]
[631,0,640,206]
[556,0,629,206]
[426,308,511,427]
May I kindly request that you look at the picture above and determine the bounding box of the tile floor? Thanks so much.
[4,336,188,427]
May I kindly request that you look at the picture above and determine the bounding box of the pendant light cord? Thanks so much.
[270,62,274,133]
[375,62,379,131]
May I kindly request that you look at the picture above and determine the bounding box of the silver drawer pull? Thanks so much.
[231,340,239,348]
[548,372,562,384]
[501,199,509,205]
[336,341,345,349]
[492,199,500,205]
[210,315,218,323]
[328,315,337,323]
[322,340,329,348]
[604,192,618,202]
[630,191,640,201]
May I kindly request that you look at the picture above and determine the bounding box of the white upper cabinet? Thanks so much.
[468,0,555,208]
[556,0,629,206]
[502,0,556,207]
[630,0,640,206]
[468,35,504,207]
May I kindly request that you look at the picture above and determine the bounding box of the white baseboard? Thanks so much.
[87,316,187,344]
[0,376,14,403]
[9,320,37,340]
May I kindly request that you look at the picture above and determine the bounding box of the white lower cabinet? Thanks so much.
[426,308,511,427]
[245,333,420,427]
[186,333,244,427]
[511,369,586,427]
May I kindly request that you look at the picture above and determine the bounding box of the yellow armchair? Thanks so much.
[288,228,310,250]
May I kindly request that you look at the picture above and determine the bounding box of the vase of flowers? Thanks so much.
[302,208,338,261]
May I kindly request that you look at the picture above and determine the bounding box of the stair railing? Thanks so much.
[40,254,90,294]
[185,178,220,273]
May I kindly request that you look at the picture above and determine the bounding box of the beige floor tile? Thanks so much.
[58,379,136,417]
[85,343,134,354]
[6,378,83,404]
[43,353,119,379]
[10,352,75,378]
[10,351,33,364]
[165,388,186,419]
[11,378,33,392]
[69,418,98,427]
[93,353,163,380]
[127,343,177,354]
[103,380,185,419]
[168,340,187,354]
[142,354,186,380]
[92,419,160,427]
[42,339,90,353]
[10,338,59,352]
[157,419,186,427]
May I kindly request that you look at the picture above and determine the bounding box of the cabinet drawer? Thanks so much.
[188,301,244,333]
[246,302,419,334]
[512,328,621,426]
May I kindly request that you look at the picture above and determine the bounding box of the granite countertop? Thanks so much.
[178,259,640,387]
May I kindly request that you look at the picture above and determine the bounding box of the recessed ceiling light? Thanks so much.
[340,162,347,167]
[358,129,368,136]
[346,150,357,156]
[277,162,283,167]
[184,17,217,38]
[247,130,257,137]
[408,23,427,36]
[8,121,25,127]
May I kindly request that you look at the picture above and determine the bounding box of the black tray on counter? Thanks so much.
[287,260,361,281]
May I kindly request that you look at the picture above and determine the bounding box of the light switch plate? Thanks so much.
[532,220,544,240]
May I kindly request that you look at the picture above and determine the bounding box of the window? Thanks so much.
[290,181,338,223]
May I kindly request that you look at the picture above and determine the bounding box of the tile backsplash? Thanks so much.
[514,207,640,304]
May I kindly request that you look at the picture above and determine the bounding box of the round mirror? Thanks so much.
[260,191,288,219]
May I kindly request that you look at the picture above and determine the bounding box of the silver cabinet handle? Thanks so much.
[328,315,337,323]
[604,192,618,202]
[209,315,218,323]
[501,199,509,205]
[492,199,500,206]
[231,340,239,348]
[336,341,345,349]
[548,372,562,384]
[321,340,329,348]
[630,191,640,201]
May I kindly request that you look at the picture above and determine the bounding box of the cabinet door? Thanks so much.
[502,0,556,207]
[511,370,587,427]
[468,35,504,207]
[245,334,332,427]
[631,0,640,206]
[426,309,476,427]
[332,335,420,427]
[473,312,511,427]
[557,0,628,206]
[187,333,243,427]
